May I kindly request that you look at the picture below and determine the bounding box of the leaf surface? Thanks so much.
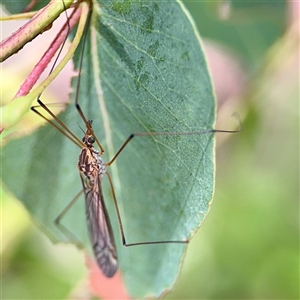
[1,1,216,297]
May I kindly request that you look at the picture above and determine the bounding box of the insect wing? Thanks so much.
[80,173,118,277]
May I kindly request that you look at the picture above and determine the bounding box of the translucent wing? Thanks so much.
[80,173,118,277]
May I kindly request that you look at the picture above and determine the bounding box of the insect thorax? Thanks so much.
[78,147,106,181]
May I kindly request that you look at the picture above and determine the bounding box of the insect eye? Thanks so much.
[88,136,95,144]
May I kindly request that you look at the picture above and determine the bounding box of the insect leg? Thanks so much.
[105,171,188,247]
[55,189,85,249]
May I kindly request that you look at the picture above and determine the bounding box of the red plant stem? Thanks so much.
[0,0,74,62]
[14,6,81,99]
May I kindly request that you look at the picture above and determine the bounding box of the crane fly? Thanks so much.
[27,0,241,278]
[78,120,117,277]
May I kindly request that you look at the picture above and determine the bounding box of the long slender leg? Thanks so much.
[29,1,85,148]
[106,125,241,166]
[105,171,188,247]
[31,102,83,148]
[72,2,105,154]
[55,189,85,248]
[103,116,241,245]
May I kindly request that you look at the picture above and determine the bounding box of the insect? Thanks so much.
[77,120,118,277]
[14,0,241,279]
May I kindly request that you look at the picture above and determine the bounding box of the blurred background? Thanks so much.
[1,0,299,299]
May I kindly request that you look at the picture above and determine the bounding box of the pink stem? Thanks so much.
[14,5,81,99]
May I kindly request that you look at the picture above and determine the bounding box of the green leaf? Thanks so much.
[1,1,216,297]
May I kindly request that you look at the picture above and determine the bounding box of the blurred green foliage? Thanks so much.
[1,1,298,299]
[183,0,286,68]
[166,1,298,299]
[1,188,86,299]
